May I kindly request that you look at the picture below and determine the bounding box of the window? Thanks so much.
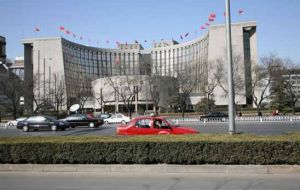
[135,119,151,128]
[27,116,46,122]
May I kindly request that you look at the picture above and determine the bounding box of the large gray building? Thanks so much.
[22,21,257,113]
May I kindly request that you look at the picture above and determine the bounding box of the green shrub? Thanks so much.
[0,134,299,165]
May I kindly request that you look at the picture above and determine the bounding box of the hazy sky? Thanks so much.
[1,0,300,63]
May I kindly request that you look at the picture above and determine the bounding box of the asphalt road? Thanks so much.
[0,122,300,136]
[0,172,299,190]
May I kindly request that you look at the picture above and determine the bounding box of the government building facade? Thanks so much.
[23,21,257,113]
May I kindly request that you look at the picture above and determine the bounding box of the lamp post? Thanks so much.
[225,0,236,134]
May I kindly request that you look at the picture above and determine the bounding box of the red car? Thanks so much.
[116,116,199,135]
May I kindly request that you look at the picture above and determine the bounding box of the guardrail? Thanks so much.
[168,116,300,125]
[0,123,7,128]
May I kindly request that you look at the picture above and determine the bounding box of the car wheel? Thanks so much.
[89,122,95,128]
[51,125,57,131]
[105,121,109,125]
[22,126,29,132]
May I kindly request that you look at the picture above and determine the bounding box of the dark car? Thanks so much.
[199,112,228,121]
[62,114,104,128]
[17,116,69,132]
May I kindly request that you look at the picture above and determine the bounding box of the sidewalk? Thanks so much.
[1,164,300,174]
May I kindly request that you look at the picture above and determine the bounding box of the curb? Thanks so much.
[0,164,300,174]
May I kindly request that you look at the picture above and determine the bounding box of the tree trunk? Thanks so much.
[181,108,185,118]
[292,102,296,115]
[13,109,17,120]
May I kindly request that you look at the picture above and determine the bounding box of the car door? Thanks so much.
[116,114,123,123]
[153,119,172,134]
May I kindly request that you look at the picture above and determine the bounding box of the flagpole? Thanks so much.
[225,0,236,134]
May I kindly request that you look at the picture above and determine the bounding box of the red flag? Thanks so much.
[65,30,70,35]
[59,26,65,31]
[239,9,244,15]
[208,17,214,22]
[200,26,205,30]
[209,13,216,18]
[34,27,40,32]
[184,33,189,37]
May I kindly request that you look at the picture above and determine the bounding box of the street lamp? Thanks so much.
[225,0,236,134]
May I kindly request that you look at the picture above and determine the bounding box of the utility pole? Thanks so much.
[225,0,236,134]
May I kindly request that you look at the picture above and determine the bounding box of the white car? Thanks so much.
[6,117,27,127]
[104,114,130,124]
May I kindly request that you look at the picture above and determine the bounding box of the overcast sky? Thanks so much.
[1,0,300,63]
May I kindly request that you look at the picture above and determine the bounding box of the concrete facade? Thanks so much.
[22,21,257,112]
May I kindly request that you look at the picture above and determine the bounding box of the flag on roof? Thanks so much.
[65,30,70,35]
[208,17,214,22]
[205,23,210,26]
[184,32,189,37]
[135,40,139,43]
[106,40,109,44]
[59,26,65,31]
[34,27,40,32]
[80,36,83,40]
[72,33,76,38]
[209,13,216,18]
[144,40,147,43]
[116,41,120,45]
[180,35,183,40]
[200,26,205,30]
[223,12,226,17]
[239,9,244,15]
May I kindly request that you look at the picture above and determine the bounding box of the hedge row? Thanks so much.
[0,140,299,164]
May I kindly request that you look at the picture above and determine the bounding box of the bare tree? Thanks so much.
[199,61,219,112]
[48,74,67,119]
[0,73,24,119]
[105,62,143,118]
[143,66,163,115]
[215,55,245,98]
[28,73,49,115]
[251,54,284,114]
[75,73,92,111]
[174,64,198,117]
[281,59,300,114]
[94,88,114,113]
